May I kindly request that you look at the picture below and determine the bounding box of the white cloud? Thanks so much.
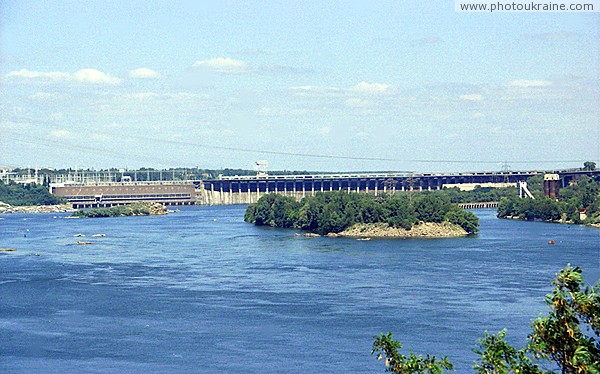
[257,107,273,116]
[6,69,70,81]
[255,106,318,117]
[192,57,248,73]
[353,131,370,139]
[459,94,484,101]
[50,112,64,121]
[123,92,162,100]
[28,92,61,101]
[345,98,371,108]
[50,129,71,138]
[521,31,581,41]
[6,68,121,85]
[352,82,391,94]
[509,79,552,88]
[91,133,111,142]
[129,67,162,79]
[290,85,342,97]
[291,82,392,97]
[316,126,331,135]
[73,69,121,85]
[122,92,209,101]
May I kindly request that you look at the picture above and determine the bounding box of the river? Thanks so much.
[1,207,598,373]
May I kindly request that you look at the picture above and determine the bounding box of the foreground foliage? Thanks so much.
[374,265,600,373]
[244,191,479,235]
[0,181,64,206]
[372,332,454,373]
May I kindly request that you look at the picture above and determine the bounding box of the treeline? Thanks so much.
[244,191,479,235]
[6,167,317,181]
[497,176,600,224]
[0,181,64,206]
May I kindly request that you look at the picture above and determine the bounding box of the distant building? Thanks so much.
[50,181,197,208]
[579,208,587,221]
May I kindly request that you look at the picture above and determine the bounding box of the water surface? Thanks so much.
[1,207,598,373]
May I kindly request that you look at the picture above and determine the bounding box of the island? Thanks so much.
[71,202,168,218]
[244,191,479,238]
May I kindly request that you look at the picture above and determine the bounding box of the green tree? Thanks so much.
[253,194,277,225]
[372,332,454,373]
[583,162,596,171]
[412,194,452,223]
[376,265,600,374]
[472,265,599,374]
[0,181,64,206]
[297,199,320,231]
[529,265,600,374]
[384,196,417,230]
[497,197,517,218]
[272,195,299,228]
[444,208,480,234]
[473,330,542,374]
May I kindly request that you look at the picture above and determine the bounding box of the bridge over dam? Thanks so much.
[50,169,598,208]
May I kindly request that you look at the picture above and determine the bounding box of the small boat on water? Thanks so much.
[357,237,372,241]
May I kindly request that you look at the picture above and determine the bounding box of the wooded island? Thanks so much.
[244,191,479,237]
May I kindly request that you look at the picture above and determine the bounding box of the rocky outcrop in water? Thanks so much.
[333,222,468,238]
[0,201,74,214]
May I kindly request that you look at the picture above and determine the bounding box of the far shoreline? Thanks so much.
[498,215,600,229]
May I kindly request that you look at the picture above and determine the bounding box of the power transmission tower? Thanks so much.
[255,161,268,177]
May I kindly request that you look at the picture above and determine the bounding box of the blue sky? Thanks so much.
[1,1,598,172]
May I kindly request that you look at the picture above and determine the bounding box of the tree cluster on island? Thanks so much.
[372,265,599,373]
[71,202,167,218]
[244,191,480,235]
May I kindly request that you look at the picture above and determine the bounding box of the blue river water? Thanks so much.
[0,207,598,373]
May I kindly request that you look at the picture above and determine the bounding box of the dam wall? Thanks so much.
[196,172,528,205]
[51,171,550,207]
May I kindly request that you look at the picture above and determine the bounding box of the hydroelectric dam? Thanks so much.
[48,168,599,208]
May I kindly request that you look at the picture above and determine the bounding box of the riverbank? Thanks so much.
[501,215,600,228]
[329,222,468,238]
[0,201,74,214]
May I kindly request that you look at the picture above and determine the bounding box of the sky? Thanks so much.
[1,1,598,173]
